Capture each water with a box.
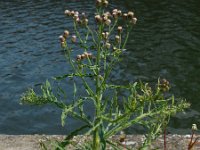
[0,0,199,134]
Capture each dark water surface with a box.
[0,0,200,134]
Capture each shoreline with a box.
[0,134,199,149]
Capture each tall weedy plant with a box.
[20,0,190,149]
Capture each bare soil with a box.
[0,134,199,150]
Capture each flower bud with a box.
[71,11,75,16]
[112,12,118,19]
[83,18,88,25]
[59,35,65,42]
[117,26,123,34]
[81,12,86,19]
[115,35,120,43]
[74,14,79,20]
[63,30,69,38]
[71,35,77,43]
[131,17,137,25]
[102,0,108,7]
[192,124,198,131]
[61,41,66,48]
[105,19,111,26]
[77,54,82,60]
[75,17,81,24]
[128,11,134,18]
[64,10,71,16]
[117,10,122,16]
[95,15,102,23]
[123,13,128,20]
[96,0,102,7]
[105,42,111,49]
[112,9,118,13]
[81,54,86,59]
[74,11,79,16]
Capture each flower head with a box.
[63,30,69,38]
[71,35,77,43]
